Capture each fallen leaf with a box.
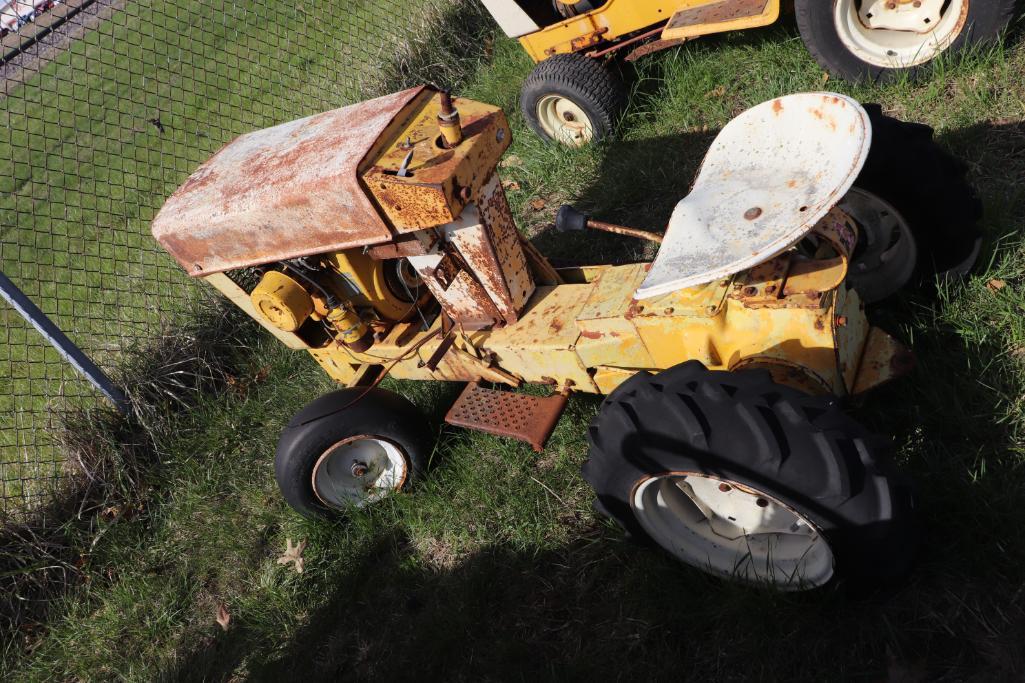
[501,179,521,191]
[1011,346,1025,359]
[987,279,1007,292]
[252,366,270,383]
[216,604,231,631]
[277,538,307,573]
[706,85,726,99]
[499,154,522,168]
[529,198,546,211]
[821,72,830,84]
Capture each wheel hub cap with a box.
[536,94,593,147]
[859,0,945,34]
[312,436,408,509]
[840,187,918,303]
[631,473,835,589]
[835,0,968,68]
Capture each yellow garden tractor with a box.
[153,86,980,589]
[479,0,1017,144]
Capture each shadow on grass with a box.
[0,297,259,649]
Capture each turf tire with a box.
[582,361,917,588]
[274,388,431,519]
[520,53,626,145]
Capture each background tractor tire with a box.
[854,104,983,280]
[520,53,626,146]
[796,0,1017,82]
[275,388,431,519]
[582,361,917,589]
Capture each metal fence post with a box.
[0,271,130,415]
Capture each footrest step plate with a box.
[444,382,568,452]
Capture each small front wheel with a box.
[274,388,432,518]
[520,53,626,146]
[583,361,916,590]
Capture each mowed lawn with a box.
[7,10,1025,682]
[0,0,469,506]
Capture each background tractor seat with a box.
[635,92,872,300]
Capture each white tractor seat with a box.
[635,92,872,300]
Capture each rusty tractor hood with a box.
[152,86,426,276]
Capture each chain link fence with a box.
[0,0,489,519]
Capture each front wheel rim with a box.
[311,435,409,509]
[631,472,835,589]
[834,0,969,68]
[536,94,594,146]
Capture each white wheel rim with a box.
[840,187,918,303]
[536,94,594,147]
[631,473,835,589]
[834,0,969,68]
[311,435,408,509]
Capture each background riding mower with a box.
[477,0,1018,145]
[152,86,980,590]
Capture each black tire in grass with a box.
[582,361,916,589]
[796,0,1017,83]
[855,104,984,279]
[520,53,626,146]
[275,388,431,519]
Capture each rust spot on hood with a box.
[152,86,428,275]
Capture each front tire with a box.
[520,53,626,146]
[796,0,1016,82]
[274,388,431,519]
[582,362,916,589]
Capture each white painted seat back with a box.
[635,93,872,300]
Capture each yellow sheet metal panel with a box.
[576,316,656,369]
[480,285,598,391]
[577,263,647,320]
[476,174,536,316]
[518,0,780,61]
[661,0,780,41]
[592,366,644,394]
[833,284,869,391]
[852,327,915,395]
[308,346,359,384]
[362,93,511,231]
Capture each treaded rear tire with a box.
[796,0,1017,82]
[582,361,917,588]
[520,53,626,145]
[856,105,983,277]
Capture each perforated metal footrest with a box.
[444,382,568,452]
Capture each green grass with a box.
[7,11,1025,682]
[0,0,488,509]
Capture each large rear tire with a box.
[851,104,983,286]
[582,361,916,589]
[796,0,1017,82]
